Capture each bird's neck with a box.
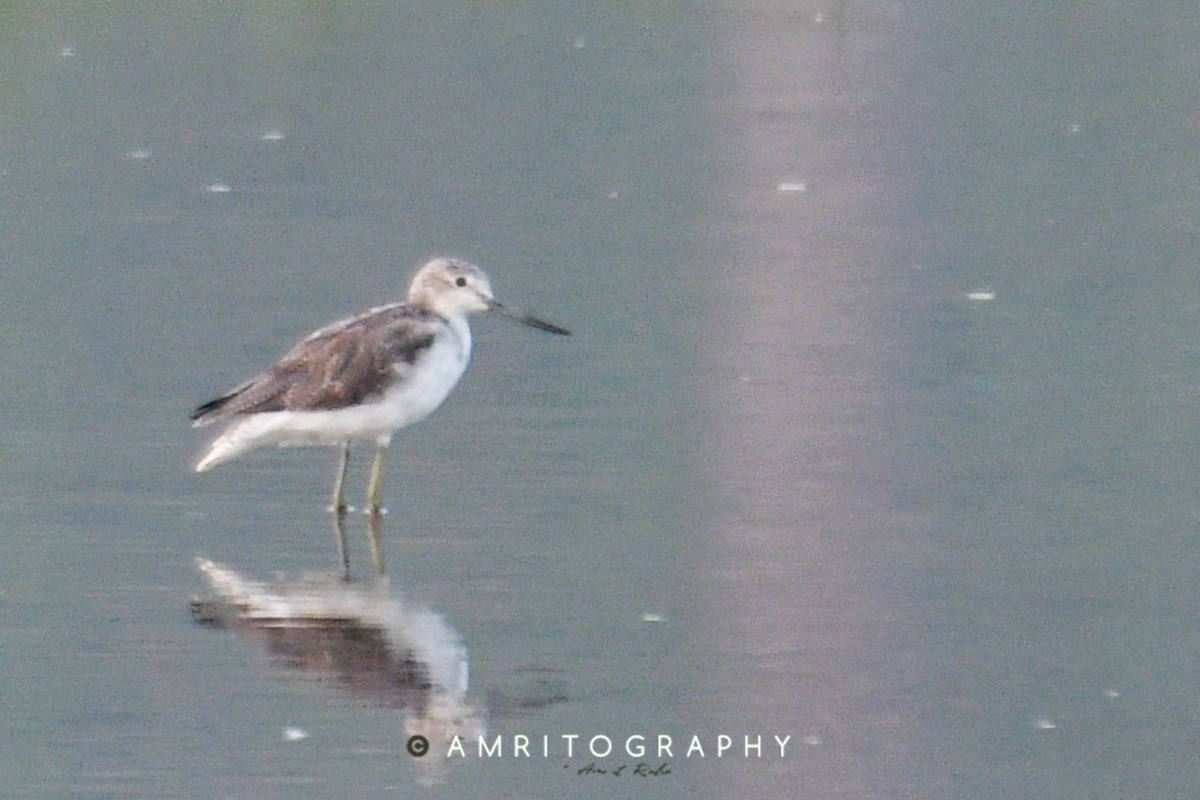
[446,313,473,362]
[410,288,472,324]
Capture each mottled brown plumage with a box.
[190,304,441,424]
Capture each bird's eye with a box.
[455,277,468,288]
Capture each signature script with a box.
[571,761,672,778]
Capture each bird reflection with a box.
[192,558,483,781]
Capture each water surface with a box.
[2,3,1199,798]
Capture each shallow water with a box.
[3,3,1200,798]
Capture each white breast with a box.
[375,317,472,431]
[247,317,472,449]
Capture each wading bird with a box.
[191,257,570,575]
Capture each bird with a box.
[190,257,570,573]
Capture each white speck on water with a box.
[777,181,808,193]
[124,148,152,161]
[814,12,826,24]
[206,182,232,194]
[1103,688,1121,699]
[60,46,75,58]
[261,129,285,142]
[641,612,666,623]
[1034,718,1057,730]
[284,726,308,742]
[572,36,587,50]
[802,735,822,746]
[606,190,620,200]
[1067,122,1081,135]
[966,290,995,301]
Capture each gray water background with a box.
[3,2,1200,797]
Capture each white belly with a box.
[194,320,472,471]
[275,326,471,444]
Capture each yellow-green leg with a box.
[367,506,386,579]
[366,443,386,515]
[330,442,350,580]
[366,443,387,577]
[331,441,350,514]
[331,508,351,581]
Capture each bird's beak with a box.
[489,301,572,336]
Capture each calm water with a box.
[3,2,1200,798]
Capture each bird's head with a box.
[408,257,494,317]
[408,256,571,335]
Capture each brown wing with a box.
[190,303,440,424]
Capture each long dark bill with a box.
[490,302,572,336]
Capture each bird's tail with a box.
[194,416,280,472]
